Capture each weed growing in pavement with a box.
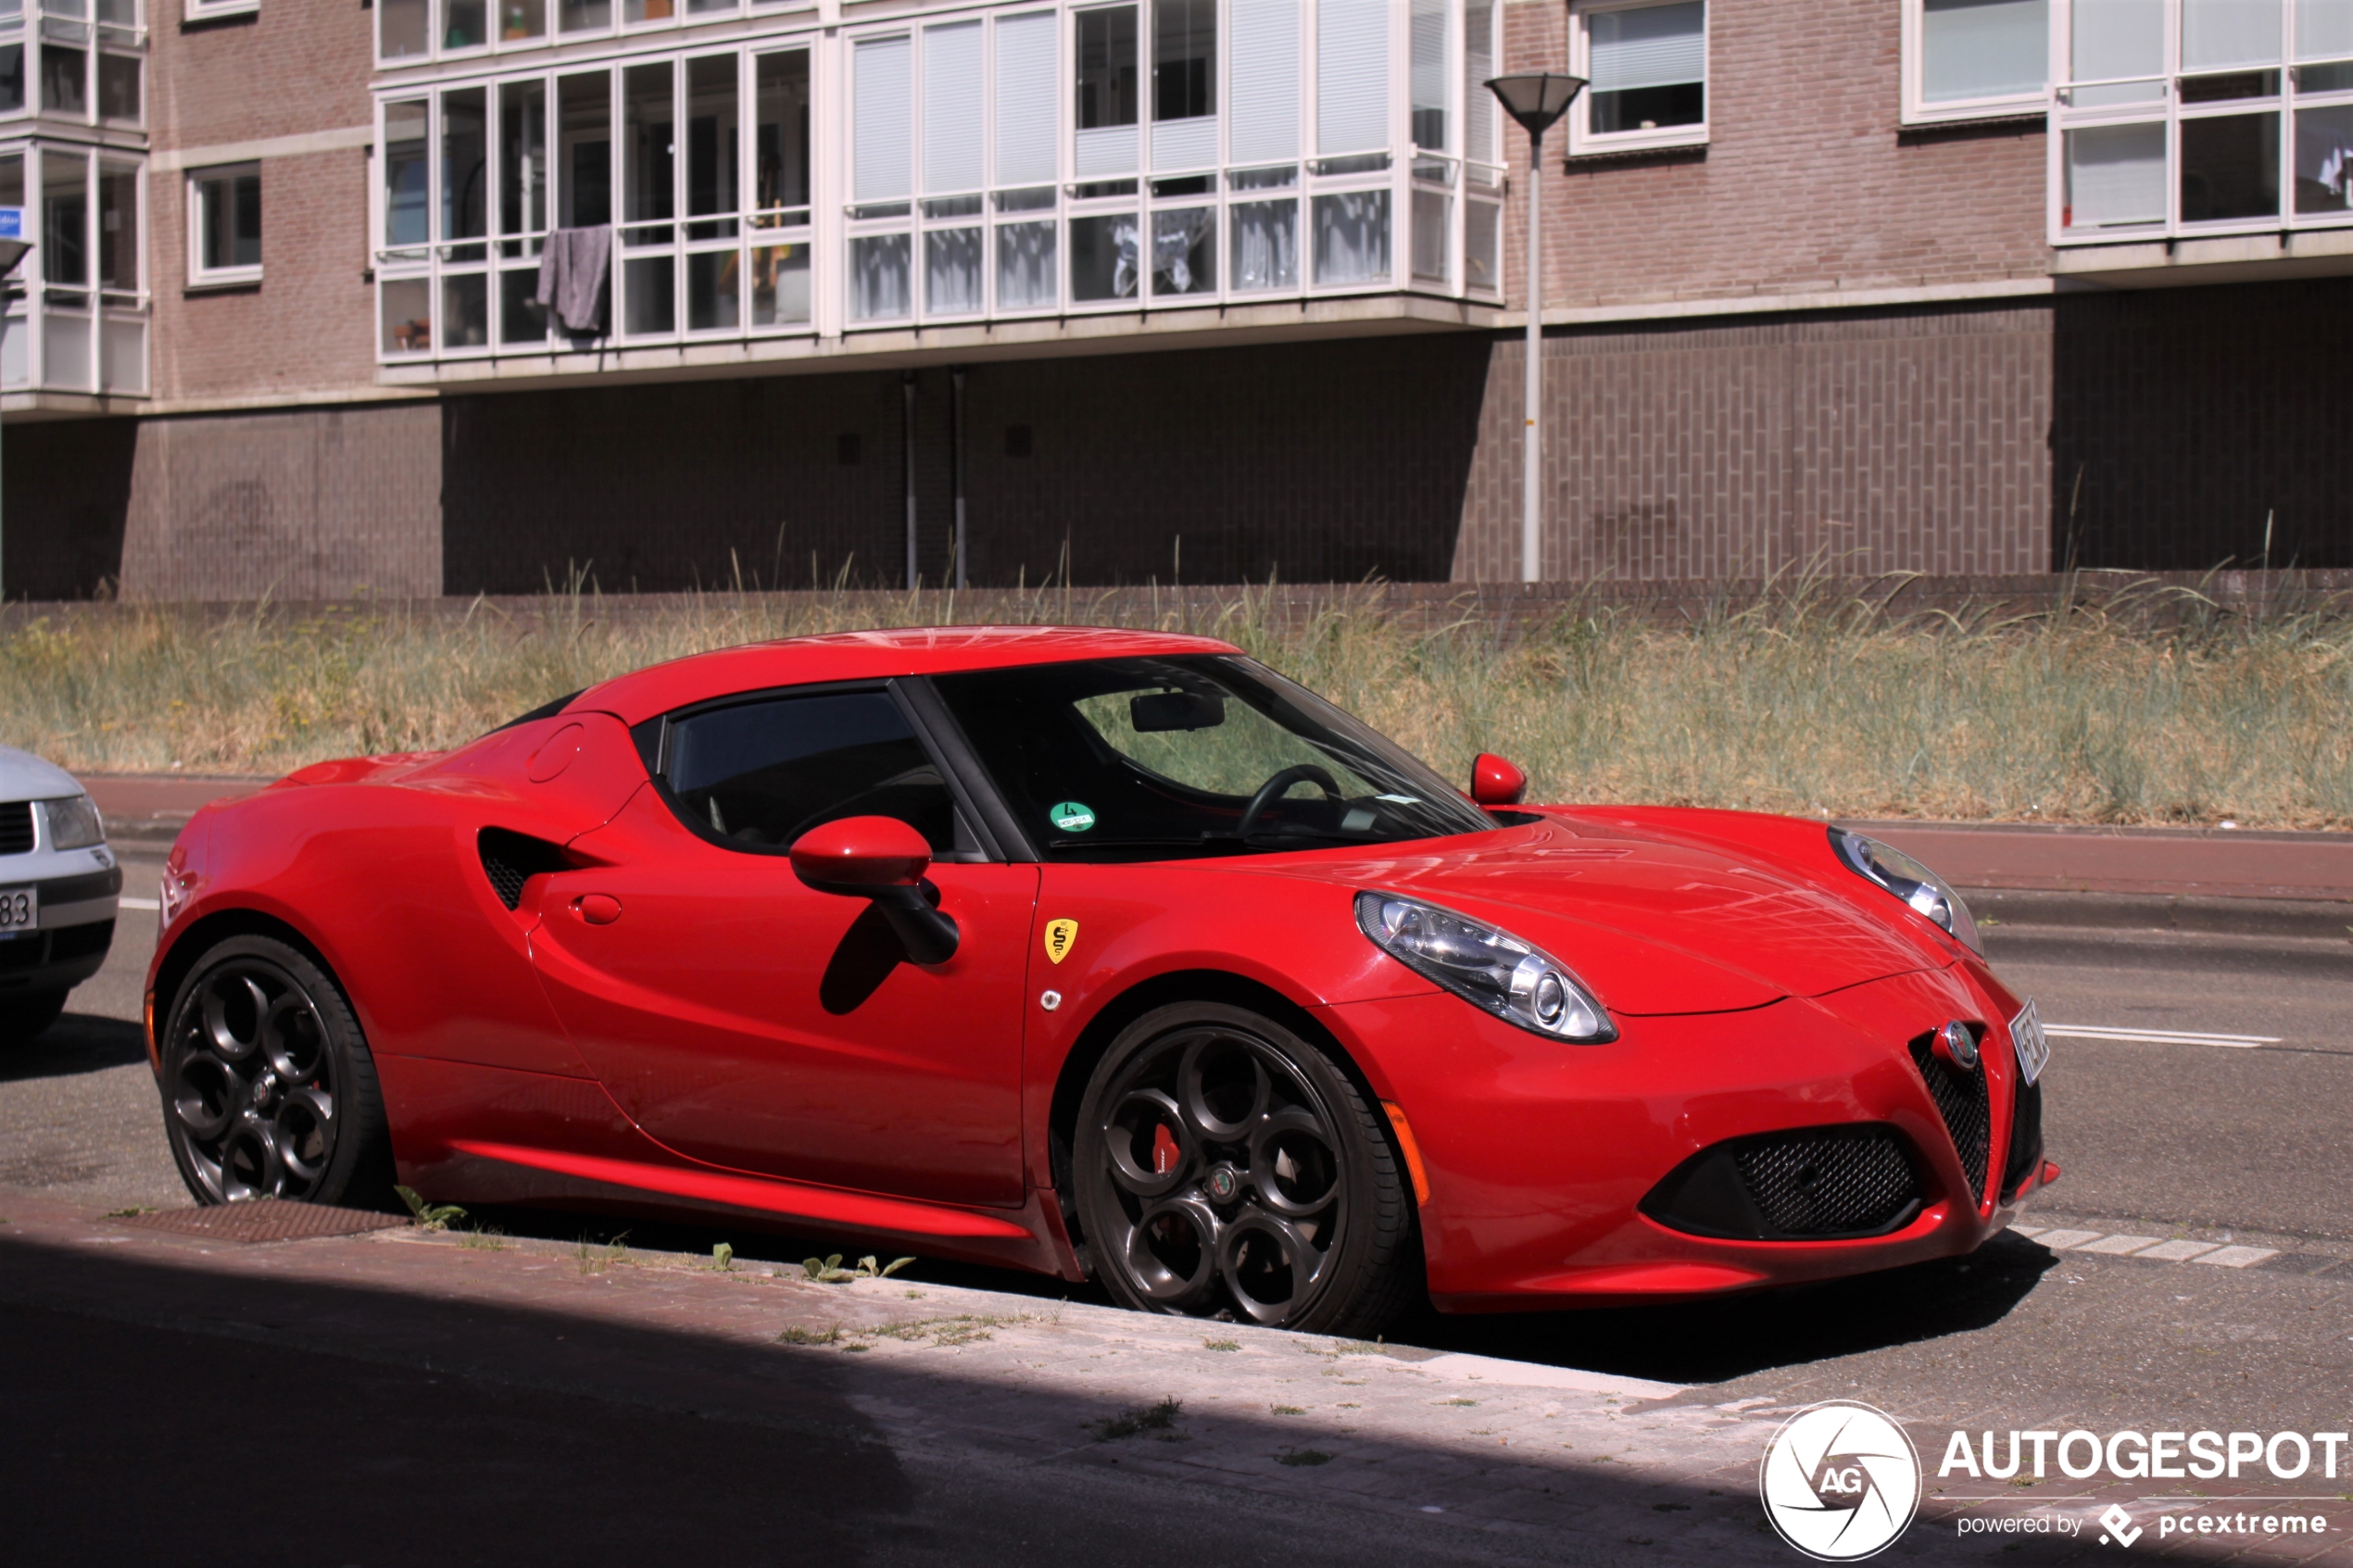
[711,1242,735,1271]
[394,1185,467,1233]
[102,1206,153,1217]
[1277,1449,1334,1467]
[1203,1338,1241,1351]
[573,1233,632,1273]
[1442,1399,1478,1407]
[1090,1399,1183,1441]
[800,1252,915,1283]
[457,1227,506,1251]
[1270,1404,1307,1415]
[18,573,2353,829]
[776,1323,845,1347]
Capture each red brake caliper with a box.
[1152,1123,1180,1175]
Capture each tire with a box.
[0,989,69,1047]
[1072,1001,1420,1336]
[157,935,396,1209]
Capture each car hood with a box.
[0,745,82,804]
[1251,815,1937,1016]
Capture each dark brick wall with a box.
[2053,281,2353,571]
[0,420,137,600]
[1453,301,2055,581]
[442,333,1491,594]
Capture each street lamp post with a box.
[1484,73,1585,584]
[0,209,32,607]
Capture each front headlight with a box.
[1354,891,1616,1042]
[1830,827,1981,955]
[41,794,105,850]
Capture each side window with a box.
[657,690,960,853]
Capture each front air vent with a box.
[477,827,573,910]
[2001,1076,2045,1202]
[1910,1033,1993,1206]
[1641,1124,1925,1242]
[0,801,32,856]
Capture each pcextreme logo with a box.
[1758,1401,1923,1561]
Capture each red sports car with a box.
[147,627,2054,1334]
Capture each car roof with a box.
[571,624,1244,726]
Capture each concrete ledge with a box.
[1967,887,2353,941]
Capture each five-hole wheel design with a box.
[1074,1002,1418,1336]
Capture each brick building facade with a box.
[2,0,2347,598]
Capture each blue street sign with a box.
[0,207,21,241]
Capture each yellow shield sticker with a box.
[1042,918,1080,965]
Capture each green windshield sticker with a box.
[1050,801,1097,834]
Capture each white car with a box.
[0,746,120,1045]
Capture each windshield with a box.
[929,656,1499,861]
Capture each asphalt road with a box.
[3,854,2347,1562]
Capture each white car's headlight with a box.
[1354,891,1616,1043]
[41,794,105,850]
[1830,827,1981,955]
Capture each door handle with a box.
[571,893,623,925]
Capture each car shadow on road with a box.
[0,1014,149,1082]
[1396,1232,2060,1386]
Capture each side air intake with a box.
[1910,1031,1993,1206]
[477,827,573,910]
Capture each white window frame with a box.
[1566,0,1709,157]
[2046,0,2353,246]
[186,160,262,288]
[0,136,150,395]
[1902,0,2054,126]
[183,0,258,19]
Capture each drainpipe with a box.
[951,366,967,591]
[902,370,917,590]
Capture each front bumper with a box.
[1320,962,2047,1311]
[0,861,122,997]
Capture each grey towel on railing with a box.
[535,226,610,334]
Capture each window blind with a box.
[1317,0,1390,154]
[995,10,1060,185]
[2297,0,2353,60]
[1921,0,2047,102]
[1588,2,1705,94]
[924,20,985,194]
[2070,0,2164,79]
[1411,0,1450,135]
[2183,0,2283,71]
[854,34,912,202]
[1227,0,1300,163]
[1464,0,1494,160]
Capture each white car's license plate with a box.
[2010,997,2049,1086]
[0,885,34,933]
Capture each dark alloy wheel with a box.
[1072,1002,1418,1336]
[158,935,395,1208]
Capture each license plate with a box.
[2010,997,2049,1086]
[0,885,34,932]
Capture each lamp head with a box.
[1484,73,1588,137]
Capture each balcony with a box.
[371,0,1506,383]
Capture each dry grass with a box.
[3,578,2349,829]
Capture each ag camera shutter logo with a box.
[1759,1400,1922,1560]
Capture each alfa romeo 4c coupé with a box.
[147,627,2054,1334]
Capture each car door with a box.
[527,684,1037,1210]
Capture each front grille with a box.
[477,827,572,910]
[0,934,40,971]
[0,802,32,856]
[1911,1035,1992,1206]
[1641,1124,1924,1241]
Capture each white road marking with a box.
[119,897,160,911]
[2192,1245,2281,1268]
[2008,1225,2279,1269]
[2045,1023,2281,1047]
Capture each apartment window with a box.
[184,0,258,18]
[4,143,148,393]
[1905,0,2049,124]
[2052,0,2353,242]
[1569,0,1706,152]
[188,162,260,284]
